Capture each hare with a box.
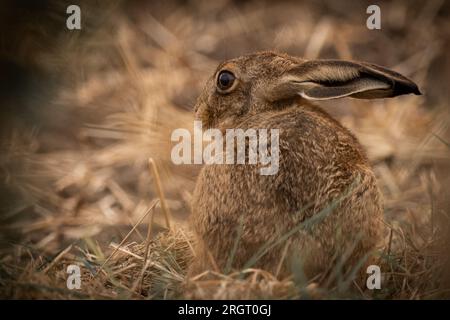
[189,51,420,280]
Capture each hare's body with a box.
[189,52,420,278]
[191,102,382,277]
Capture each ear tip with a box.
[414,87,423,95]
[411,84,422,95]
[408,80,422,95]
[396,80,422,96]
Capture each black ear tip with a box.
[408,81,422,95]
[395,80,422,96]
[414,86,422,95]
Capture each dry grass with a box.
[1,0,450,299]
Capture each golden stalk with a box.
[148,158,173,231]
[97,199,159,275]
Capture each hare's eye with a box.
[217,70,235,91]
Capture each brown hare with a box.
[189,51,420,280]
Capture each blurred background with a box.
[0,0,449,299]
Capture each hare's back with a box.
[193,104,374,225]
[243,104,369,169]
[232,104,375,209]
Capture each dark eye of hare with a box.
[217,70,235,91]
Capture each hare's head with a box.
[194,51,421,128]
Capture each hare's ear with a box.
[271,60,421,101]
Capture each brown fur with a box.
[189,51,420,280]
